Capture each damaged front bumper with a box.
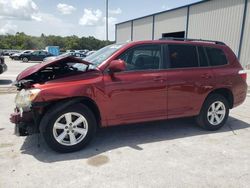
[10,102,49,136]
[10,108,36,136]
[10,88,44,136]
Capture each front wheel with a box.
[196,94,229,131]
[41,104,97,153]
[22,57,29,62]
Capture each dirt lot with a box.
[0,57,250,188]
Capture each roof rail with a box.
[159,37,225,45]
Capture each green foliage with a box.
[0,33,114,51]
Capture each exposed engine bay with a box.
[15,56,93,90]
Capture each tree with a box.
[0,33,114,51]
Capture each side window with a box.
[168,45,198,68]
[198,47,209,67]
[119,52,129,63]
[32,51,39,55]
[40,51,46,55]
[118,45,161,71]
[205,47,228,66]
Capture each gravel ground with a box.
[0,93,250,188]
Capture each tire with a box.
[196,94,229,131]
[41,104,97,153]
[22,57,28,62]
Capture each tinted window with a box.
[40,51,47,55]
[32,51,39,55]
[205,47,227,66]
[198,47,209,67]
[118,45,161,71]
[168,45,198,68]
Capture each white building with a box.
[115,0,250,68]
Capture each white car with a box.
[10,50,33,60]
[85,50,96,56]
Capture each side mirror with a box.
[108,60,126,73]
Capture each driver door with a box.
[30,51,39,61]
[103,44,168,125]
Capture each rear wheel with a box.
[196,94,229,131]
[42,104,97,153]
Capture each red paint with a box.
[11,40,248,128]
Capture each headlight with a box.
[15,89,41,108]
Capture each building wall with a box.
[133,16,153,41]
[116,21,132,43]
[154,8,187,39]
[188,0,245,55]
[240,0,250,68]
[116,0,250,68]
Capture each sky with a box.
[0,0,201,40]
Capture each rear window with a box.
[168,45,198,68]
[205,47,228,66]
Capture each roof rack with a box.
[159,37,225,45]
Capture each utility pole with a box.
[106,0,108,41]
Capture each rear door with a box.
[103,44,168,125]
[166,44,215,118]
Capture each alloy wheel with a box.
[52,112,88,146]
[207,101,226,126]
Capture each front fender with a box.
[39,97,87,133]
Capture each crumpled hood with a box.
[16,55,92,81]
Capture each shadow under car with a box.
[19,116,250,163]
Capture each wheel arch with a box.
[39,96,102,132]
[205,88,234,109]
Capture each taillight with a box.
[238,70,247,81]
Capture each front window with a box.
[32,51,39,55]
[118,45,162,71]
[84,44,125,66]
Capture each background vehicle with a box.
[66,50,76,53]
[10,50,33,60]
[77,50,89,54]
[20,50,54,62]
[85,50,96,56]
[2,51,11,56]
[43,52,86,61]
[10,39,247,152]
[1,50,20,56]
[0,54,7,74]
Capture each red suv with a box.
[10,38,248,152]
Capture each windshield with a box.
[68,62,88,72]
[84,44,125,66]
